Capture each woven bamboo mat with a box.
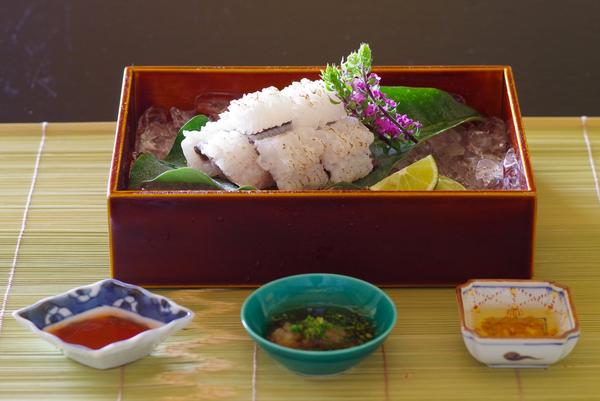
[0,118,599,401]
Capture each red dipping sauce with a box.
[44,307,161,350]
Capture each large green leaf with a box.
[143,167,236,190]
[238,185,258,191]
[355,86,482,186]
[128,153,236,191]
[381,86,482,141]
[128,153,177,189]
[163,114,210,166]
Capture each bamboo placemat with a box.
[0,118,599,401]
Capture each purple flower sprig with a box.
[322,44,422,145]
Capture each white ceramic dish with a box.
[12,279,193,369]
[456,279,580,368]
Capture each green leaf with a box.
[321,65,343,96]
[342,48,362,78]
[163,114,210,166]
[128,153,236,191]
[128,153,177,189]
[143,167,230,190]
[238,185,257,191]
[354,87,482,187]
[358,43,371,71]
[380,86,482,141]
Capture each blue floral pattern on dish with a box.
[17,279,190,330]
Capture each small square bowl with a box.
[12,279,193,369]
[456,279,580,368]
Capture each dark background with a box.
[1,0,599,122]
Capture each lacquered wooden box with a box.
[108,66,535,287]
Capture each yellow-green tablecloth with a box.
[1,118,599,400]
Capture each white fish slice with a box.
[255,127,328,190]
[281,79,346,129]
[218,86,294,136]
[181,130,222,177]
[186,122,273,189]
[316,117,374,183]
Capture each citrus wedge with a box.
[435,175,466,190]
[370,155,439,191]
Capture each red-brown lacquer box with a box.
[108,66,536,287]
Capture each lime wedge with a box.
[435,175,466,190]
[370,155,439,191]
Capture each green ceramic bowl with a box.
[241,273,397,375]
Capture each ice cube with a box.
[502,148,522,189]
[475,157,503,188]
[440,142,466,160]
[134,106,177,160]
[195,92,241,121]
[486,117,510,157]
[170,107,196,131]
[466,129,492,155]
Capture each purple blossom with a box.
[371,89,383,100]
[375,117,401,137]
[367,73,381,85]
[351,78,366,92]
[397,114,410,125]
[364,103,377,117]
[350,91,366,104]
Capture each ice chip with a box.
[441,142,466,159]
[195,92,241,121]
[466,129,492,155]
[169,107,196,131]
[134,106,177,160]
[475,157,503,188]
[487,117,510,156]
[502,148,522,189]
[503,148,519,169]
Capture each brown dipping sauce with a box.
[45,307,160,349]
